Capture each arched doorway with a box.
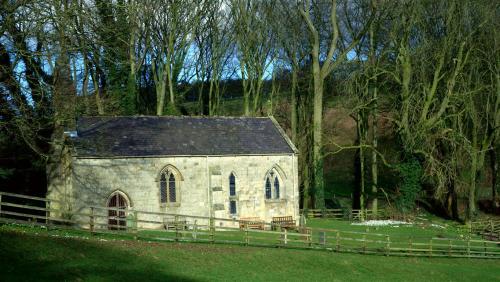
[107,192,129,230]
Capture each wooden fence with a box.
[300,208,388,221]
[0,192,499,259]
[470,219,500,241]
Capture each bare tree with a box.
[230,0,276,116]
[149,0,200,115]
[299,0,373,208]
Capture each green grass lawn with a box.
[1,224,499,282]
[305,218,473,241]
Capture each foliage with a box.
[395,159,423,213]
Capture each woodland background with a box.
[0,0,498,222]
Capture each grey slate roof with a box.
[73,116,296,157]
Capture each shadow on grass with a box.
[0,230,196,282]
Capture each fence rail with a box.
[300,208,388,220]
[0,192,499,259]
[470,219,500,241]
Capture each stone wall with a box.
[48,154,298,229]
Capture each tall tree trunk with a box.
[358,113,366,212]
[53,49,76,132]
[491,145,498,200]
[446,178,459,220]
[126,31,138,114]
[89,67,104,115]
[82,62,90,114]
[467,134,479,222]
[291,69,298,144]
[167,66,175,106]
[371,88,378,214]
[156,79,167,116]
[312,69,324,209]
[208,79,214,116]
[241,60,251,116]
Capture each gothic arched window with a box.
[168,173,176,202]
[265,169,283,200]
[229,173,236,196]
[265,177,272,199]
[229,173,237,215]
[159,167,180,204]
[274,177,280,199]
[160,173,167,203]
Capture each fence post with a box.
[284,228,288,245]
[336,231,340,252]
[308,229,312,247]
[429,239,433,257]
[385,235,390,256]
[210,217,215,243]
[89,207,95,235]
[319,231,326,246]
[483,241,487,257]
[193,220,198,241]
[45,201,50,226]
[467,238,471,257]
[448,239,452,256]
[245,224,249,246]
[362,234,366,253]
[409,237,413,255]
[133,210,138,240]
[175,215,179,241]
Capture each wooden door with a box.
[108,193,128,230]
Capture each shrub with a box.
[395,158,423,213]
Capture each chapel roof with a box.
[72,116,297,157]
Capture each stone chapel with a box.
[47,116,299,227]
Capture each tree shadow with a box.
[0,230,197,281]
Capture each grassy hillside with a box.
[1,224,499,281]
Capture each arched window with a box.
[229,173,237,215]
[274,178,280,199]
[265,168,283,200]
[265,177,272,199]
[168,173,176,202]
[229,173,236,196]
[160,173,167,203]
[159,167,180,204]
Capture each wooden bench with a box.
[272,216,296,230]
[163,216,187,230]
[239,217,264,230]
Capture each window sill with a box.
[160,203,181,208]
[265,199,286,204]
